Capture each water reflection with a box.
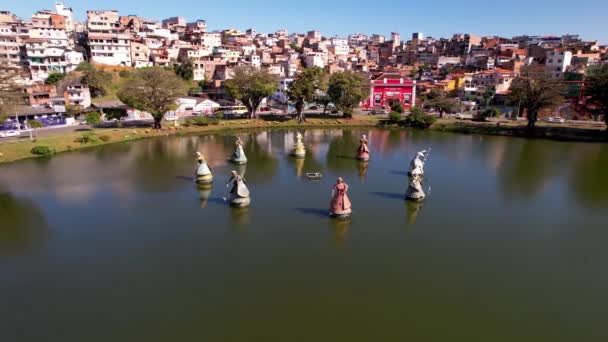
[0,191,48,256]
[570,145,608,209]
[405,201,424,226]
[229,207,250,231]
[196,183,213,208]
[329,217,352,248]
[498,140,558,200]
[357,161,369,182]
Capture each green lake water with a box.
[1,128,608,341]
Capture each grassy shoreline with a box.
[1,116,606,164]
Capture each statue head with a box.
[231,170,238,178]
[196,152,205,162]
[337,177,344,184]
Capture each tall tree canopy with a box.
[584,64,608,130]
[77,62,112,98]
[225,66,278,119]
[173,57,194,81]
[118,67,187,129]
[509,65,564,130]
[426,93,458,118]
[327,71,369,118]
[288,67,328,123]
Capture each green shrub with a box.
[85,112,101,126]
[27,120,43,129]
[30,146,53,156]
[118,70,131,78]
[390,102,405,114]
[388,111,402,123]
[99,135,111,142]
[45,72,65,85]
[186,116,219,126]
[74,132,99,144]
[403,107,437,129]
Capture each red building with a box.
[362,75,416,110]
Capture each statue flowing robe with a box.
[357,138,370,160]
[196,160,211,177]
[232,144,247,162]
[330,182,352,214]
[229,175,250,199]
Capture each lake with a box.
[1,128,608,341]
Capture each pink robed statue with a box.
[356,134,370,161]
[329,177,352,217]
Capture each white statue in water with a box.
[195,152,213,184]
[227,170,251,207]
[409,149,430,177]
[292,132,306,158]
[405,174,426,202]
[406,149,430,202]
[230,137,247,164]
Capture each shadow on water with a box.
[295,208,329,218]
[390,170,409,177]
[370,191,404,201]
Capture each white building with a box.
[545,50,572,79]
[305,52,326,68]
[87,10,131,66]
[55,2,74,32]
[25,38,82,82]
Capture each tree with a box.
[509,65,564,130]
[391,102,404,114]
[287,67,327,123]
[104,107,128,121]
[27,120,43,129]
[64,104,83,118]
[78,63,112,98]
[173,57,194,81]
[118,67,187,129]
[224,66,278,119]
[315,94,332,114]
[403,107,436,129]
[584,64,608,131]
[85,112,101,126]
[45,73,65,85]
[0,65,25,122]
[426,95,458,118]
[327,71,368,119]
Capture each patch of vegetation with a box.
[403,107,437,129]
[27,120,43,129]
[388,111,402,123]
[30,146,53,156]
[85,112,101,126]
[74,132,99,144]
[45,73,65,85]
[99,135,111,142]
[184,116,219,127]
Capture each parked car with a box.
[547,116,566,124]
[0,130,21,138]
[259,107,272,112]
[371,106,389,115]
[309,105,320,110]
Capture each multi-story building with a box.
[545,50,572,79]
[86,10,131,66]
[25,38,83,82]
[0,24,26,69]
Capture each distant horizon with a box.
[6,0,607,44]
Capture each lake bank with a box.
[1,116,606,164]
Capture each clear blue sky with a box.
[7,0,608,43]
